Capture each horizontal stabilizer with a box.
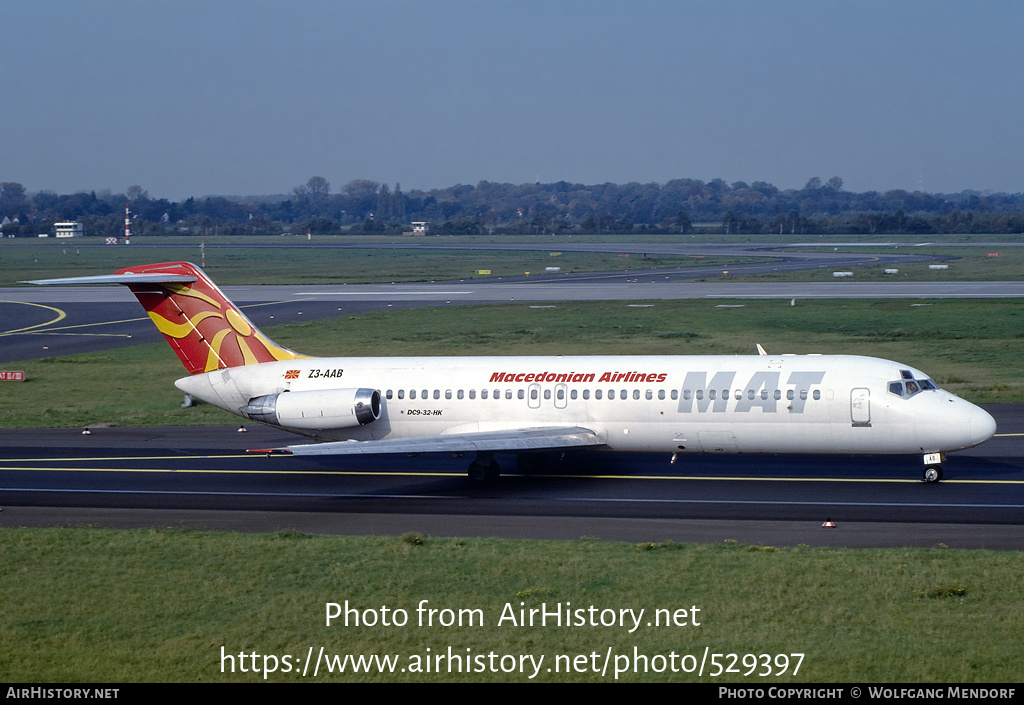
[24,272,197,286]
[251,426,605,457]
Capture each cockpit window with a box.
[888,373,939,398]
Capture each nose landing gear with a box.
[922,452,944,483]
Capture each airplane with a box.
[28,261,997,484]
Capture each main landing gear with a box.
[922,452,944,483]
[467,452,500,485]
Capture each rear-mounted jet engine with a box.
[242,388,381,430]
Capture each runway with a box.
[1,407,1021,548]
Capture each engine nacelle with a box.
[241,388,381,430]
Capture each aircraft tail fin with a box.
[116,262,306,375]
[29,261,306,375]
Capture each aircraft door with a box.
[554,383,568,409]
[528,383,541,409]
[851,388,871,427]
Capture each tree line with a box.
[2,176,1023,239]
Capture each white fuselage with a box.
[175,353,996,457]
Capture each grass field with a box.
[2,528,1021,682]
[0,238,754,285]
[4,234,1023,284]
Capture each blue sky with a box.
[4,0,1023,199]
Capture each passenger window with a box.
[773,389,781,400]
[493,389,499,399]
[583,389,590,400]
[595,390,603,400]
[709,389,717,400]
[722,390,730,400]
[434,389,441,400]
[696,389,703,400]
[386,389,393,399]
[633,389,640,400]
[671,390,678,400]
[658,390,665,400]
[398,389,405,400]
[422,389,428,399]
[544,389,551,400]
[558,389,565,400]
[646,390,653,400]
[799,390,807,400]
[812,390,820,400]
[445,390,452,400]
[570,390,578,400]
[457,390,464,399]
[787,389,794,401]
[410,390,417,400]
[518,389,525,400]
[481,390,488,400]
[608,390,616,400]
[469,389,476,399]
[761,389,768,400]
[683,389,691,400]
[505,390,512,399]
[747,390,755,400]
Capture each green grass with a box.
[5,234,1022,285]
[0,238,755,285]
[2,297,1021,428]
[2,528,1021,682]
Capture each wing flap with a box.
[251,426,605,456]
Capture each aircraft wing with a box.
[252,426,605,456]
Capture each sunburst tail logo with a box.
[115,262,308,376]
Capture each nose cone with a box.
[968,404,997,447]
[914,394,997,452]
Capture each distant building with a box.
[403,221,431,237]
[55,221,84,238]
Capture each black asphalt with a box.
[1,406,1020,548]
